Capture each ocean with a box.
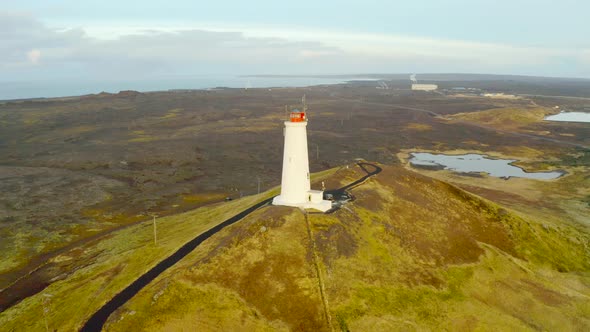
[0,76,358,100]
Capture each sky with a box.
[1,0,590,84]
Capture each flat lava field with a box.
[0,76,589,330]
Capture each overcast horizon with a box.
[2,0,589,98]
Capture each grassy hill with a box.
[3,85,586,300]
[97,164,590,331]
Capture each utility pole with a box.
[42,294,53,332]
[257,176,261,194]
[152,214,158,246]
[315,143,319,160]
[302,94,307,112]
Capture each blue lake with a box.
[410,153,563,180]
[544,112,590,123]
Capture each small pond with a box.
[544,112,590,123]
[410,153,564,180]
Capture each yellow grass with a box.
[0,167,342,331]
[128,130,156,142]
[405,123,433,131]
[182,193,227,204]
[450,107,548,130]
[159,108,184,119]
[0,191,275,331]
[100,164,590,331]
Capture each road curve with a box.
[80,197,272,332]
[326,162,382,196]
[80,163,381,332]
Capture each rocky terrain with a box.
[0,78,589,330]
[102,164,590,331]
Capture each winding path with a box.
[80,197,272,332]
[80,163,381,331]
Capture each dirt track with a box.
[80,163,381,331]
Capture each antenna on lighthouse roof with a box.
[302,95,307,111]
[302,94,308,119]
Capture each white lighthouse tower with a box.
[272,97,332,212]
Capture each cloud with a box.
[0,13,347,78]
[580,50,590,65]
[27,49,41,64]
[299,50,339,58]
[0,12,86,71]
[0,12,588,80]
[235,26,581,71]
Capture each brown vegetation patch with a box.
[355,165,517,266]
[197,206,293,265]
[183,209,329,331]
[399,269,444,288]
[352,188,383,212]
[233,254,326,331]
[519,279,570,307]
[455,184,543,207]
[314,222,358,267]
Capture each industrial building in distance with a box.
[411,83,438,91]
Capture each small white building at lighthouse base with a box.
[273,189,332,212]
[272,112,332,212]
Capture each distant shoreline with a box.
[2,73,590,102]
[0,76,359,102]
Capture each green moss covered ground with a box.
[97,164,590,331]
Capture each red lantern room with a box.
[290,111,306,122]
